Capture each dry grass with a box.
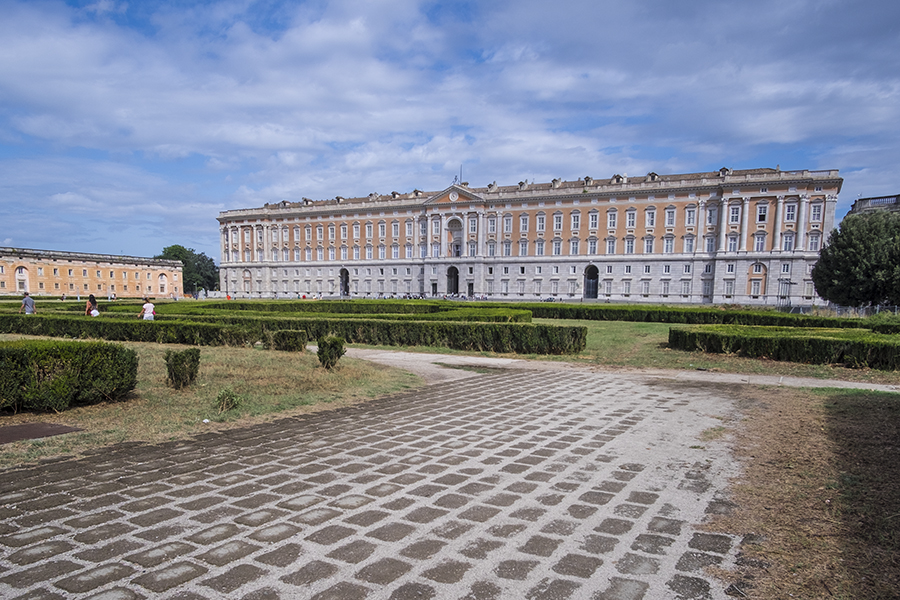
[0,335,422,468]
[707,386,900,599]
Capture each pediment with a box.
[424,185,485,206]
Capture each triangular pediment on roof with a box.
[424,185,485,205]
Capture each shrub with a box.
[265,329,308,352]
[0,340,137,413]
[317,336,346,370]
[215,387,242,413]
[164,348,201,389]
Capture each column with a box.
[438,213,447,257]
[739,197,750,251]
[478,211,486,256]
[717,199,729,252]
[797,194,809,250]
[773,196,784,251]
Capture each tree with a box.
[156,245,219,294]
[811,211,900,307]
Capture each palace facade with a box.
[0,247,183,298]
[217,167,841,306]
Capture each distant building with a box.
[217,167,841,306]
[847,194,900,215]
[0,247,183,298]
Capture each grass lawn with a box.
[0,335,421,468]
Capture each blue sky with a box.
[1,0,898,260]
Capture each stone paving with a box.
[0,368,742,599]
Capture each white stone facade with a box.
[217,167,840,306]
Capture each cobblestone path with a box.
[0,370,741,599]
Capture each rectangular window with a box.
[316,226,323,239]
[488,218,496,233]
[810,204,822,222]
[684,264,691,274]
[570,240,579,255]
[519,241,528,256]
[727,237,738,252]
[379,246,386,259]
[641,280,650,295]
[366,223,373,238]
[588,240,597,254]
[552,240,562,255]
[470,218,478,233]
[606,265,613,274]
[684,237,695,253]
[751,280,761,296]
[606,239,616,255]
[644,238,654,254]
[392,245,399,259]
[626,211,636,228]
[571,214,580,230]
[553,214,563,230]
[706,236,716,252]
[503,241,512,256]
[729,205,741,224]
[328,225,335,239]
[757,205,767,222]
[662,280,670,296]
[663,264,671,274]
[808,235,820,252]
[664,238,674,253]
[645,210,656,228]
[727,263,735,273]
[685,208,696,226]
[643,264,651,274]
[405,222,412,237]
[625,238,635,254]
[725,280,734,296]
[589,212,599,229]
[379,223,387,237]
[783,234,795,251]
[536,215,546,231]
[607,212,617,229]
[682,281,691,296]
[392,222,399,237]
[519,215,528,232]
[536,240,545,256]
[623,281,631,295]
[432,220,440,235]
[755,236,766,252]
[487,243,496,257]
[785,204,797,222]
[665,209,675,227]
[504,216,513,233]
[707,207,717,225]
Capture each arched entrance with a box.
[446,218,464,257]
[339,268,350,296]
[584,265,599,299]
[447,266,459,295]
[14,266,28,293]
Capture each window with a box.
[378,246,386,259]
[366,246,373,259]
[664,238,674,254]
[552,240,562,255]
[379,223,386,237]
[606,239,616,255]
[704,264,712,274]
[808,234,820,252]
[757,204,767,222]
[504,216,513,233]
[683,264,691,274]
[519,215,528,232]
[665,209,676,227]
[536,240,545,256]
[707,206,718,225]
[392,222,399,237]
[752,263,763,274]
[553,214,563,231]
[503,241,512,256]
[571,213,580,230]
[681,281,691,296]
[469,242,477,257]
[317,247,324,261]
[589,212,599,229]
[488,218,496,233]
[685,208,696,226]
[432,220,440,235]
[729,205,741,224]
[781,263,791,274]
[625,238,635,254]
[783,233,795,251]
[644,238,654,254]
[470,218,478,234]
[641,281,650,295]
[404,221,412,237]
[626,211,636,228]
[785,204,797,222]
[570,240,579,255]
[83,269,88,277]
[606,265,613,274]
[588,239,598,254]
[684,237,695,253]
[365,223,373,238]
[623,281,631,295]
[607,212,617,229]
[755,235,766,252]
[811,204,823,222]
[663,264,671,274]
[727,236,738,252]
[341,224,348,239]
[705,236,716,253]
[328,225,336,239]
[519,241,528,256]
[645,210,656,228]
[316,225,323,240]
[536,215,545,231]
[643,264,651,274]
[726,263,735,274]
[751,280,761,296]
[329,247,336,261]
[487,242,496,257]
[392,245,399,259]
[725,280,734,296]
[662,281,670,296]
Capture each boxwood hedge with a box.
[0,339,137,412]
[669,325,900,370]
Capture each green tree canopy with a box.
[811,211,900,307]
[156,245,219,293]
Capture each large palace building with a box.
[0,247,183,298]
[217,167,841,306]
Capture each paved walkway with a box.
[0,356,750,600]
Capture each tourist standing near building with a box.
[138,297,155,320]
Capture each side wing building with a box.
[217,167,840,306]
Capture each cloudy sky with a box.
[1,0,898,260]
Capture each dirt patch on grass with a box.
[707,386,900,599]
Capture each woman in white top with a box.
[138,298,155,320]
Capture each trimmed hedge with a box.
[317,336,346,369]
[165,348,200,389]
[668,325,900,370]
[265,330,308,352]
[0,314,252,346]
[149,307,531,323]
[0,340,137,412]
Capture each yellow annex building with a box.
[0,247,183,299]
[217,167,841,306]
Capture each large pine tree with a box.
[811,211,900,307]
[156,245,219,294]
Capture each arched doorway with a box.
[339,268,350,296]
[446,218,464,257]
[447,266,459,295]
[584,265,599,299]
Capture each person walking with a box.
[138,297,155,320]
[85,294,100,317]
[18,292,36,314]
